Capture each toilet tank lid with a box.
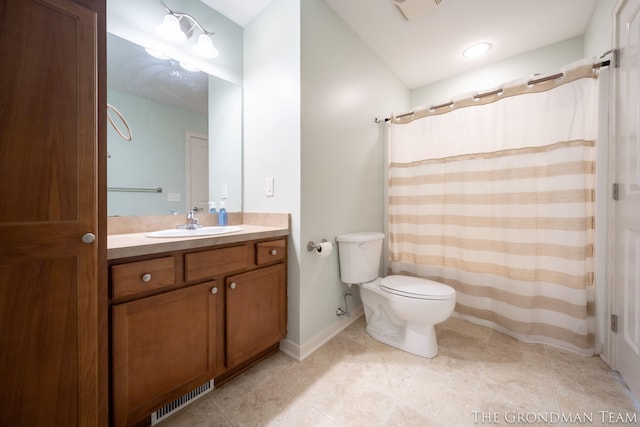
[336,232,385,243]
[380,275,456,300]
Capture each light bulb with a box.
[193,34,219,59]
[156,14,187,43]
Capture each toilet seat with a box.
[380,275,455,300]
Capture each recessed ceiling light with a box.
[462,42,491,59]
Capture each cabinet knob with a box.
[141,273,152,283]
[270,249,278,256]
[229,282,237,290]
[211,287,218,295]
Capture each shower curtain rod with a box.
[375,59,610,124]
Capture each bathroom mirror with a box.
[107,33,242,217]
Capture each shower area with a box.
[386,60,608,356]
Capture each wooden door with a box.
[226,264,287,368]
[0,0,106,426]
[612,0,640,401]
[186,132,209,213]
[112,281,218,427]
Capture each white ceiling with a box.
[107,33,209,114]
[207,0,599,89]
[199,0,276,27]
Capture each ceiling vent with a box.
[393,0,444,21]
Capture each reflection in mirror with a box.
[107,33,207,216]
[107,33,242,217]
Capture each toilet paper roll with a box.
[315,241,333,258]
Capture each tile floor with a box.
[158,316,640,427]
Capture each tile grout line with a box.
[281,385,342,427]
[206,394,235,427]
[381,359,418,427]
[468,329,494,427]
[270,377,341,426]
[207,367,274,425]
[544,344,566,427]
[273,349,353,427]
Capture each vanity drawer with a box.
[111,256,176,300]
[256,239,286,266]
[185,245,251,282]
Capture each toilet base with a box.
[363,301,440,358]
[365,321,438,358]
[359,277,454,359]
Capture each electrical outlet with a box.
[266,177,274,197]
[221,184,228,199]
[167,192,181,202]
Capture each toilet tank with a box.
[336,232,385,284]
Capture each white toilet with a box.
[336,232,456,358]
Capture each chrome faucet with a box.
[178,209,201,230]
[186,209,200,229]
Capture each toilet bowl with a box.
[336,232,456,358]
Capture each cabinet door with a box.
[0,0,105,426]
[226,264,287,368]
[112,281,218,427]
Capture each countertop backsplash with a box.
[107,212,289,235]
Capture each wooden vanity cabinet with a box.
[226,264,287,368]
[111,256,176,300]
[109,237,287,427]
[112,281,218,427]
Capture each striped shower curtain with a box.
[388,62,598,355]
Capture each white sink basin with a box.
[146,226,243,238]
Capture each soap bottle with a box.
[208,201,217,214]
[218,201,227,226]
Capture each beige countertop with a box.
[108,224,289,260]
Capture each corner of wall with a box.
[279,306,364,361]
[583,0,616,59]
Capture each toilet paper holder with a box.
[306,239,328,252]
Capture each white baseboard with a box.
[279,305,364,362]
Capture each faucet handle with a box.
[183,209,201,229]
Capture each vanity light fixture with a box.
[192,33,218,59]
[178,61,201,72]
[462,42,491,59]
[156,13,187,43]
[144,47,171,60]
[156,1,220,59]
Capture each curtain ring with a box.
[107,103,133,141]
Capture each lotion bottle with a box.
[218,201,227,226]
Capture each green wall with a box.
[107,89,207,216]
